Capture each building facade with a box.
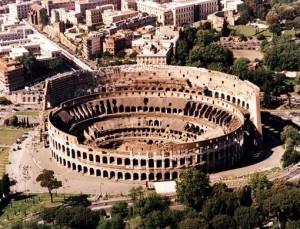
[0,55,24,92]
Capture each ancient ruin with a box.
[42,65,262,182]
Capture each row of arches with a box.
[52,151,179,181]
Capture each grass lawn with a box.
[0,193,89,227]
[0,147,10,177]
[0,129,26,146]
[229,25,273,37]
[14,110,40,117]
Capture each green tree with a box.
[110,201,128,219]
[234,185,252,206]
[269,23,282,36]
[132,193,170,216]
[232,58,250,79]
[281,125,300,147]
[179,217,210,229]
[9,116,18,126]
[211,214,237,229]
[116,50,126,59]
[127,216,143,229]
[129,51,138,59]
[16,53,40,80]
[1,173,10,197]
[248,172,271,191]
[40,8,49,26]
[234,206,262,229]
[47,59,62,70]
[36,170,62,203]
[176,168,211,211]
[128,186,144,202]
[221,19,231,37]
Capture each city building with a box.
[28,4,44,26]
[50,8,82,25]
[9,0,41,20]
[102,9,138,26]
[75,0,109,15]
[136,0,219,26]
[0,55,24,92]
[85,4,114,27]
[41,0,75,16]
[103,33,126,55]
[82,32,104,59]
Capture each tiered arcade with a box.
[45,65,261,182]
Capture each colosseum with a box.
[41,65,262,182]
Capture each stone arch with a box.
[90,168,94,175]
[89,154,94,161]
[63,159,66,166]
[133,173,139,180]
[103,170,108,178]
[83,166,88,173]
[125,158,130,165]
[78,165,82,172]
[96,169,101,176]
[71,149,75,158]
[141,173,147,180]
[67,161,71,168]
[165,172,170,180]
[157,173,162,180]
[72,163,76,170]
[172,171,178,179]
[125,173,131,180]
[77,151,81,158]
[149,173,154,180]
[215,92,219,98]
[149,159,154,168]
[83,152,87,160]
[95,155,100,163]
[118,172,123,179]
[110,171,115,178]
[117,158,122,165]
[103,156,108,164]
[110,157,115,164]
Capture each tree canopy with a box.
[36,170,62,203]
[176,168,211,211]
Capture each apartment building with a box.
[103,33,126,55]
[85,4,113,26]
[9,0,41,20]
[41,0,75,16]
[51,8,81,25]
[0,55,24,92]
[82,32,104,58]
[102,9,138,26]
[136,0,219,26]
[75,0,108,15]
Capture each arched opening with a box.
[125,173,131,180]
[103,170,108,178]
[149,173,154,180]
[118,172,123,179]
[78,165,82,172]
[117,158,122,165]
[110,157,115,164]
[125,158,130,166]
[77,151,81,158]
[67,161,71,168]
[96,169,101,176]
[110,171,115,178]
[90,168,94,175]
[103,156,107,164]
[83,166,88,174]
[89,154,94,161]
[96,155,100,163]
[157,173,162,180]
[165,172,170,180]
[172,172,178,179]
[63,159,66,166]
[165,159,170,168]
[72,163,76,170]
[71,149,75,159]
[83,152,87,160]
[149,159,154,168]
[141,173,147,180]
[133,173,139,180]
